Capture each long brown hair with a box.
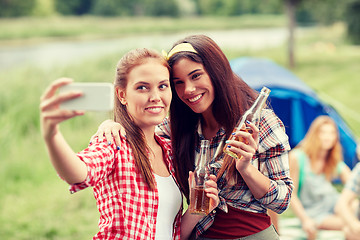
[114,48,170,190]
[297,115,343,180]
[167,35,257,199]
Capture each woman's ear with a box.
[116,87,127,105]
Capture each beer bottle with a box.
[220,87,271,184]
[189,140,211,215]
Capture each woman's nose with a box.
[184,82,196,94]
[149,90,161,102]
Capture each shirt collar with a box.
[196,121,227,164]
[196,120,226,140]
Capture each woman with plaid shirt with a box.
[94,35,293,239]
[40,48,219,240]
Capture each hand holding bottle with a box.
[225,121,259,172]
[218,87,270,185]
[189,140,220,215]
[188,171,219,214]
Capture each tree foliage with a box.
[144,0,179,17]
[87,0,179,16]
[32,0,56,17]
[1,0,359,39]
[345,0,360,44]
[91,0,138,16]
[0,0,36,17]
[55,0,94,15]
[193,0,283,16]
[296,0,348,25]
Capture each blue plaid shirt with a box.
[157,109,293,237]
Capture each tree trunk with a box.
[285,0,298,69]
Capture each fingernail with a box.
[225,140,229,144]
[116,146,120,150]
[89,141,92,144]
[232,132,236,135]
[246,120,250,124]
[227,145,231,148]
[108,141,111,145]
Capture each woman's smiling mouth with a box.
[145,106,164,113]
[188,93,203,103]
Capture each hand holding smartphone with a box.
[59,82,114,111]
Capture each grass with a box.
[0,54,116,239]
[0,16,359,239]
[294,24,360,137]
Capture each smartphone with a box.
[59,82,114,111]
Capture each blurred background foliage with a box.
[0,0,348,19]
[0,0,359,43]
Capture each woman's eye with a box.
[159,84,169,89]
[173,80,183,85]
[192,73,201,80]
[137,86,147,90]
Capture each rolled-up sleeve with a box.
[69,138,116,194]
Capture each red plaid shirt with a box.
[69,134,182,240]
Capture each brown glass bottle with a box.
[220,87,271,184]
[223,87,271,159]
[189,140,211,215]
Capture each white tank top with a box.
[154,174,182,240]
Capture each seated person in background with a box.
[335,148,360,240]
[289,115,351,240]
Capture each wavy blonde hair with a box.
[297,115,343,180]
